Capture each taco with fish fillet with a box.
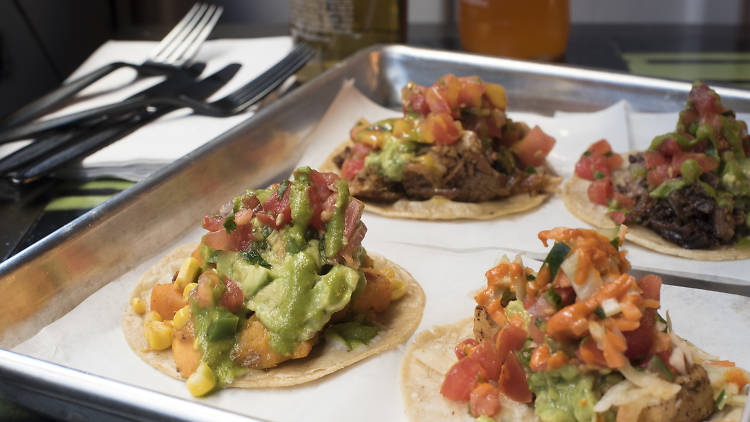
[401,226,749,421]
[123,167,424,396]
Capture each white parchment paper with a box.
[13,81,750,422]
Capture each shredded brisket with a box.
[616,153,747,249]
[335,130,552,203]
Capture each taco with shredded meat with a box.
[563,82,750,260]
[401,226,749,421]
[123,167,425,396]
[322,74,560,220]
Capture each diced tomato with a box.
[472,339,503,380]
[555,286,575,306]
[637,274,662,302]
[586,178,614,206]
[690,82,727,118]
[495,324,528,364]
[261,185,292,229]
[469,383,501,417]
[458,76,485,109]
[512,125,556,167]
[234,208,254,226]
[623,308,655,361]
[343,199,364,240]
[200,224,254,251]
[643,151,667,169]
[587,139,613,156]
[606,211,626,224]
[455,338,479,359]
[201,214,225,232]
[424,112,461,145]
[441,357,486,401]
[220,279,244,313]
[401,83,430,115]
[425,85,451,114]
[612,192,635,210]
[498,354,532,403]
[339,222,367,258]
[607,153,624,170]
[657,137,683,158]
[341,158,365,180]
[575,154,610,180]
[671,152,718,175]
[350,142,372,160]
[646,164,672,188]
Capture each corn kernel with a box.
[174,257,200,291]
[186,362,216,397]
[183,282,198,300]
[145,310,163,323]
[173,305,191,330]
[144,320,173,350]
[131,297,146,315]
[390,279,407,301]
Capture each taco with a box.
[123,167,425,396]
[563,82,750,260]
[321,74,560,220]
[401,227,749,421]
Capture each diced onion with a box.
[601,298,621,317]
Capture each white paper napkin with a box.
[0,37,293,180]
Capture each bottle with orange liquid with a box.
[458,0,570,61]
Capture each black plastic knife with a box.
[12,62,241,183]
[0,63,206,175]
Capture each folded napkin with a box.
[0,37,293,181]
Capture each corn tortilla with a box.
[562,153,750,261]
[123,242,425,388]
[322,141,559,221]
[400,318,538,421]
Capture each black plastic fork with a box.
[0,43,315,145]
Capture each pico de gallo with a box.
[142,167,407,396]
[574,82,750,249]
[440,227,748,421]
[332,74,557,203]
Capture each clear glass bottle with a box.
[289,0,407,81]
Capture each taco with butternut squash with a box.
[401,227,749,422]
[322,74,560,220]
[563,82,750,260]
[123,167,425,396]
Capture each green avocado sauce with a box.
[527,365,598,422]
[364,134,416,181]
[287,168,313,253]
[249,240,361,354]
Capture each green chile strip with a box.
[325,179,349,258]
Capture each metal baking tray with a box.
[2,44,750,421]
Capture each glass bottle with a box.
[289,0,407,81]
